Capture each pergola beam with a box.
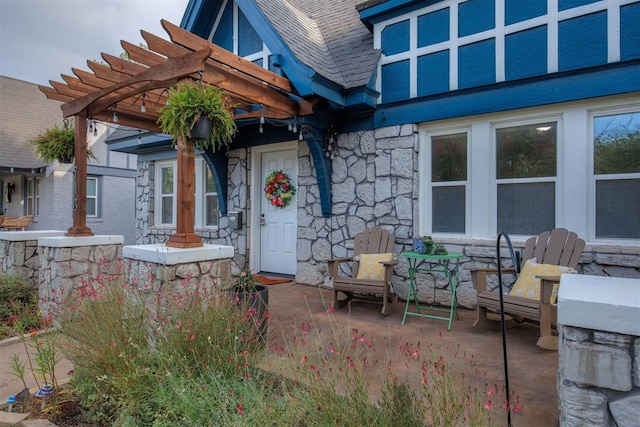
[62,48,212,117]
[39,20,316,247]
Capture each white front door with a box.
[259,149,297,275]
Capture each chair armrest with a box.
[326,257,352,263]
[381,259,399,267]
[537,275,561,303]
[326,257,352,278]
[468,267,517,292]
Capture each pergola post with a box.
[166,136,203,248]
[66,114,93,237]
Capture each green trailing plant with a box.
[30,121,97,164]
[157,80,237,152]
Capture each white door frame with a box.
[249,140,298,272]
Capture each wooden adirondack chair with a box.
[2,215,33,231]
[470,228,585,350]
[327,226,398,315]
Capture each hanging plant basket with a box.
[157,81,237,152]
[30,121,97,164]
[188,116,212,142]
[264,170,296,208]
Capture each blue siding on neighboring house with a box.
[459,39,495,89]
[458,0,494,37]
[506,26,547,81]
[418,8,449,47]
[621,2,640,60]
[381,19,410,55]
[505,0,546,25]
[559,12,608,71]
[238,8,262,57]
[559,0,600,12]
[212,1,233,51]
[418,50,449,96]
[381,60,410,102]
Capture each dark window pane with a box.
[497,122,557,179]
[87,178,97,196]
[205,167,216,193]
[594,112,640,175]
[86,199,96,216]
[162,167,173,194]
[162,197,173,224]
[238,9,262,57]
[432,133,467,182]
[206,195,219,226]
[497,182,555,235]
[432,186,465,233]
[596,179,640,238]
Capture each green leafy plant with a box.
[232,269,260,293]
[30,121,97,164]
[0,273,42,340]
[157,80,237,152]
[54,271,522,425]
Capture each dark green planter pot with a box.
[231,284,269,339]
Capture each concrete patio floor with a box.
[267,282,558,427]
[0,281,558,426]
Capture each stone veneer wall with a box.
[122,255,231,335]
[1,237,39,285]
[38,236,124,319]
[0,231,66,288]
[558,325,639,426]
[133,126,640,309]
[557,275,640,426]
[135,150,250,275]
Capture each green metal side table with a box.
[400,251,464,330]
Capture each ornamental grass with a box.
[52,271,521,426]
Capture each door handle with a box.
[260,213,266,226]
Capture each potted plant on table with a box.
[30,121,97,164]
[157,80,237,151]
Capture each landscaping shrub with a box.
[0,273,41,339]
[56,274,521,426]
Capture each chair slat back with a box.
[521,228,585,269]
[352,226,394,278]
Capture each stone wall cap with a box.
[0,230,66,241]
[123,243,234,265]
[558,274,640,335]
[38,235,125,247]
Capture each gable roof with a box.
[255,0,379,89]
[0,75,64,171]
[184,0,380,108]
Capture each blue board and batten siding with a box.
[375,0,640,124]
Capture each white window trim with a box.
[26,177,40,217]
[195,159,219,229]
[491,115,563,237]
[588,104,640,242]
[419,126,471,237]
[155,158,219,229]
[155,160,177,227]
[86,176,98,218]
[419,95,640,245]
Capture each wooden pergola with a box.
[40,20,313,248]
